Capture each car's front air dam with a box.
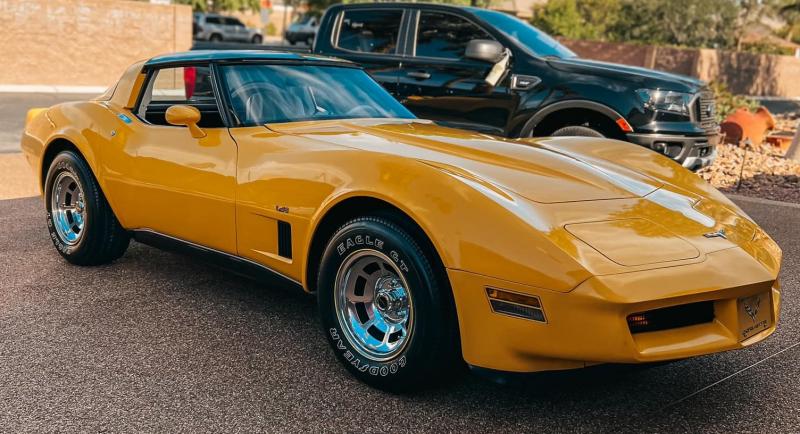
[448,247,780,373]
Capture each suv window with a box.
[137,66,223,128]
[205,16,221,25]
[337,10,403,54]
[415,12,492,59]
[225,17,244,27]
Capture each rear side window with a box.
[136,66,223,128]
[206,16,221,25]
[337,10,403,54]
[415,12,492,59]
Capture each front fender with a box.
[302,155,592,293]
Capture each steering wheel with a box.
[230,82,282,123]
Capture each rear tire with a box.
[317,216,460,392]
[551,125,604,137]
[252,35,263,45]
[209,34,223,43]
[44,151,129,265]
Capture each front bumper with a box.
[449,246,780,373]
[628,132,720,171]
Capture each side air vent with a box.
[627,301,714,334]
[277,221,292,259]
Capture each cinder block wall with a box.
[0,0,192,88]
[562,39,800,98]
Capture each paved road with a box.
[0,195,797,433]
[0,93,96,153]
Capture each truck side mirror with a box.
[465,39,505,63]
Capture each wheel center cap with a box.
[374,276,408,323]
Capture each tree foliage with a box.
[532,0,785,50]
[531,0,622,41]
[172,0,261,12]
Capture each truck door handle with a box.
[407,71,431,80]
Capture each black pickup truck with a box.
[244,3,722,169]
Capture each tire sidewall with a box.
[318,219,441,387]
[551,125,604,137]
[44,152,95,257]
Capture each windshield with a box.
[222,64,415,125]
[471,9,576,59]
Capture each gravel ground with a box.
[0,195,798,433]
[699,144,800,204]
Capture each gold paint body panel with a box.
[19,61,782,373]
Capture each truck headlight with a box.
[636,89,692,116]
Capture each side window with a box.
[136,66,223,128]
[337,10,403,54]
[415,12,492,60]
[206,16,221,25]
[226,17,244,27]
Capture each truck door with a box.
[396,10,517,136]
[323,8,409,97]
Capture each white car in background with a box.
[193,13,263,44]
[285,15,318,45]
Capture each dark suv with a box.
[313,3,720,169]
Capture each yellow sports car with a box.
[21,51,781,391]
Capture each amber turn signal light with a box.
[486,287,546,323]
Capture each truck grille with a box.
[694,91,718,133]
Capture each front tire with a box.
[551,125,604,137]
[317,216,460,392]
[44,151,129,265]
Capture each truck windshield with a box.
[471,9,576,59]
[222,64,415,125]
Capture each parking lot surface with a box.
[0,194,797,433]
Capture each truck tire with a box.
[551,125,604,137]
[317,216,460,392]
[44,151,129,265]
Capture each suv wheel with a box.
[317,216,460,391]
[252,35,263,44]
[44,151,129,265]
[551,125,604,137]
[209,33,223,43]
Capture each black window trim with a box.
[408,8,498,61]
[331,7,411,58]
[133,62,231,128]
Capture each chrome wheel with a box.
[334,250,413,361]
[50,171,86,245]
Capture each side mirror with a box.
[465,39,505,63]
[165,105,206,138]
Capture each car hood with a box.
[268,118,662,203]
[547,57,704,91]
[266,118,778,277]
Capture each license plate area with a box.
[737,292,771,341]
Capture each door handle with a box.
[407,71,431,80]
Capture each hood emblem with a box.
[744,295,761,323]
[703,228,727,239]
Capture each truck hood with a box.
[267,119,662,203]
[548,57,704,91]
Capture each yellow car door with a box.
[102,65,238,254]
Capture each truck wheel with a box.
[317,216,460,392]
[44,151,129,265]
[252,35,263,45]
[551,125,604,137]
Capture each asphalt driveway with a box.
[0,195,797,433]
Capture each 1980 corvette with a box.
[21,51,781,391]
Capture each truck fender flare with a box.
[519,100,630,137]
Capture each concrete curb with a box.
[0,85,107,94]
